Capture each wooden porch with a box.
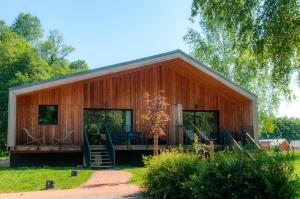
[10,145,81,153]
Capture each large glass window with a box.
[84,109,132,144]
[183,110,219,138]
[38,105,58,125]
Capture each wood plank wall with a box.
[16,58,253,145]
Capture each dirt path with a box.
[0,170,141,199]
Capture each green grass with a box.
[0,150,8,159]
[293,150,300,176]
[115,166,147,185]
[0,167,93,193]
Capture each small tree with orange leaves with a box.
[142,90,169,155]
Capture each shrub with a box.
[143,151,203,199]
[143,150,300,199]
[187,151,299,199]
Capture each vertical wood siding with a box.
[16,58,252,145]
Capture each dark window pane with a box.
[84,109,133,144]
[183,110,219,138]
[38,105,58,125]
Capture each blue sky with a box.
[1,0,299,117]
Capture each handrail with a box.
[105,126,115,166]
[83,130,91,167]
[223,127,243,151]
[245,132,262,150]
[190,122,210,142]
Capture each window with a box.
[183,110,219,138]
[84,109,132,134]
[38,105,58,125]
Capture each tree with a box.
[38,30,75,65]
[261,117,300,140]
[184,0,300,131]
[69,60,88,72]
[11,12,43,43]
[0,28,51,149]
[0,13,89,150]
[142,91,169,155]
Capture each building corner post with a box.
[7,91,16,147]
[252,98,259,143]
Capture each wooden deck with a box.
[10,145,82,153]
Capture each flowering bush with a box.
[143,150,299,199]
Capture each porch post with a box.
[176,104,183,145]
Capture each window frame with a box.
[38,105,59,125]
[83,108,133,133]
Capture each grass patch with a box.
[293,150,300,176]
[115,166,147,185]
[0,150,8,159]
[0,167,93,193]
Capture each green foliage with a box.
[0,167,93,192]
[143,150,300,199]
[184,0,300,130]
[38,30,75,65]
[69,60,88,72]
[193,133,210,157]
[261,117,300,140]
[261,115,276,134]
[187,151,299,199]
[143,151,204,199]
[11,12,43,43]
[0,13,89,148]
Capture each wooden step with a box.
[90,145,106,149]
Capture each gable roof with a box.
[9,49,257,100]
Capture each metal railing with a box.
[83,130,91,167]
[222,127,243,151]
[109,131,167,146]
[183,123,215,146]
[105,126,115,166]
[245,132,262,150]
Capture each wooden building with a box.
[7,50,258,167]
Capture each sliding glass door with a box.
[183,110,219,139]
[84,109,132,144]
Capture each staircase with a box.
[90,145,112,169]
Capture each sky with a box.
[1,0,299,118]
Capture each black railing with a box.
[105,126,115,166]
[240,126,261,150]
[183,123,216,146]
[222,127,243,151]
[109,131,167,146]
[83,130,91,167]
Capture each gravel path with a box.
[0,170,142,199]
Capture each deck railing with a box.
[105,126,115,166]
[109,131,167,146]
[83,130,91,167]
[183,123,217,146]
[222,127,243,151]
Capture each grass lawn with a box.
[0,167,93,193]
[115,166,147,185]
[293,150,300,176]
